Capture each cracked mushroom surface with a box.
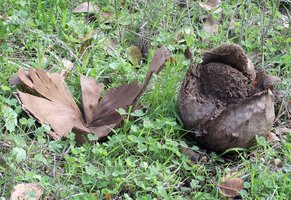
[178,44,276,152]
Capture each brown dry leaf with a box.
[203,14,219,34]
[133,46,171,105]
[180,147,200,163]
[99,12,113,23]
[263,75,281,90]
[266,132,280,142]
[60,58,75,77]
[103,38,117,56]
[184,47,194,63]
[199,0,221,11]
[127,45,143,65]
[218,177,243,197]
[10,183,42,200]
[104,193,113,200]
[12,47,171,143]
[80,76,104,124]
[72,2,100,13]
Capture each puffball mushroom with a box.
[178,44,278,152]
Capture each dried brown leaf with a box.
[180,147,200,163]
[148,46,171,75]
[254,71,281,90]
[60,58,75,77]
[103,38,117,56]
[266,132,280,142]
[16,91,87,140]
[28,69,81,113]
[99,12,113,23]
[18,69,34,89]
[72,2,100,13]
[93,84,141,122]
[203,14,219,34]
[133,46,171,105]
[184,47,194,63]
[104,193,113,200]
[12,47,170,143]
[80,76,104,124]
[9,74,22,86]
[263,75,281,90]
[218,177,243,197]
[199,0,221,11]
[10,183,43,200]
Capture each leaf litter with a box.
[198,0,221,11]
[10,183,43,200]
[72,2,100,13]
[218,177,244,198]
[11,47,171,144]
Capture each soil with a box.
[199,62,254,105]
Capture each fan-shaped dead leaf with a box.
[199,0,221,11]
[73,2,100,13]
[11,47,171,144]
[10,183,43,200]
[218,177,243,197]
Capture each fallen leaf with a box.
[99,12,113,23]
[263,75,281,90]
[275,127,290,136]
[127,45,143,65]
[254,71,280,91]
[12,47,171,143]
[184,47,194,63]
[199,0,221,11]
[133,46,171,105]
[60,58,75,77]
[218,177,243,197]
[14,69,139,141]
[180,147,200,163]
[203,14,219,34]
[10,183,42,200]
[266,132,280,142]
[72,2,100,13]
[104,193,113,200]
[103,38,117,56]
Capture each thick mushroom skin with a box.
[178,44,276,152]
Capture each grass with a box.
[0,0,290,199]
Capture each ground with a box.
[0,0,290,199]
